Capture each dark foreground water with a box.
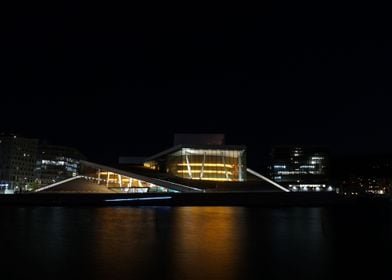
[1,205,392,280]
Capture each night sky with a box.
[1,5,391,167]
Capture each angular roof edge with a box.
[144,144,247,162]
[80,160,201,192]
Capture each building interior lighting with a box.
[177,163,234,168]
[177,170,233,175]
[198,177,233,181]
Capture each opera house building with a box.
[35,134,289,194]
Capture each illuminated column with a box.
[118,175,122,187]
[128,177,133,187]
[106,171,110,187]
[238,152,243,181]
[138,179,143,187]
[97,169,101,184]
[222,152,229,180]
[200,152,206,179]
[185,154,192,179]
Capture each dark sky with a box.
[1,5,391,166]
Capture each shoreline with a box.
[0,192,389,207]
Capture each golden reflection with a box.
[90,208,158,278]
[170,207,243,280]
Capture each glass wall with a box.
[80,163,169,193]
[165,148,246,182]
[271,146,329,191]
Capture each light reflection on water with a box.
[0,205,391,279]
[169,207,245,280]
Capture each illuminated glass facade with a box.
[35,145,84,186]
[144,146,246,182]
[271,146,330,191]
[80,161,170,193]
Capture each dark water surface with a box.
[1,205,391,279]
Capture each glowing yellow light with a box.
[197,177,232,181]
[120,178,131,182]
[98,172,120,176]
[177,170,232,175]
[177,163,233,168]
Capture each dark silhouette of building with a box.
[173,133,225,146]
[332,155,392,196]
[0,133,38,193]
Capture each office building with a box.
[271,146,331,191]
[0,133,38,192]
[35,144,85,186]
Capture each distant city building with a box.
[341,176,390,196]
[271,146,331,191]
[35,145,85,186]
[0,133,38,192]
[334,155,392,196]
